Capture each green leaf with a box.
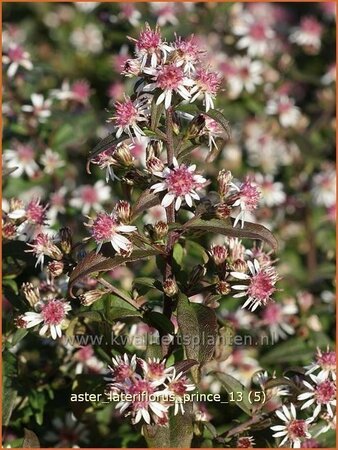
[182,218,278,251]
[133,277,163,292]
[216,373,252,416]
[22,429,40,448]
[68,248,162,297]
[145,343,163,360]
[173,243,184,266]
[260,338,314,365]
[144,311,175,335]
[144,402,193,448]
[2,387,17,426]
[177,293,217,382]
[131,189,161,219]
[214,322,235,362]
[108,307,141,322]
[11,328,29,345]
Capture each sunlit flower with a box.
[290,16,323,54]
[70,180,111,215]
[140,358,174,385]
[26,232,63,268]
[3,143,39,178]
[266,96,301,128]
[150,157,206,210]
[108,354,138,382]
[271,403,312,448]
[298,373,336,419]
[22,94,52,123]
[50,79,91,104]
[17,298,71,340]
[230,177,261,227]
[254,174,286,207]
[40,148,65,174]
[236,436,256,448]
[172,35,202,74]
[86,211,137,253]
[305,347,336,381]
[108,95,149,139]
[164,369,195,415]
[2,43,33,77]
[118,3,141,27]
[70,23,103,54]
[190,68,221,112]
[311,164,336,208]
[231,259,279,311]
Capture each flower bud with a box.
[216,203,232,219]
[146,140,163,160]
[186,114,205,139]
[210,245,228,265]
[115,200,131,223]
[154,221,168,240]
[15,315,27,329]
[216,281,231,295]
[217,169,233,199]
[22,282,40,307]
[231,259,247,273]
[172,112,180,135]
[146,157,165,174]
[114,143,134,166]
[47,260,64,277]
[80,289,105,306]
[2,222,17,240]
[163,278,178,297]
[59,227,72,254]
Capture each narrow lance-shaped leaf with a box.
[215,373,252,416]
[131,189,161,219]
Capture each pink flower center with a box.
[287,419,308,439]
[157,64,184,90]
[166,165,196,196]
[176,37,200,58]
[301,17,323,37]
[147,362,165,379]
[195,68,220,94]
[71,80,90,101]
[248,270,276,302]
[314,380,336,404]
[278,101,292,114]
[113,363,134,382]
[115,99,138,127]
[91,213,119,242]
[81,186,98,204]
[317,351,336,370]
[170,378,189,396]
[26,201,46,224]
[8,45,24,62]
[237,437,253,448]
[137,29,161,51]
[17,145,34,162]
[75,345,94,361]
[250,23,267,41]
[41,300,66,325]
[239,179,261,210]
[262,303,281,324]
[128,379,155,409]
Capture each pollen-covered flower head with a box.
[86,211,137,254]
[150,157,206,211]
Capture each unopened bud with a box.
[22,282,40,307]
[2,222,17,240]
[146,140,163,159]
[46,243,63,261]
[163,278,178,297]
[231,259,247,273]
[146,156,165,173]
[216,281,231,295]
[47,260,64,277]
[60,227,72,254]
[115,200,131,223]
[15,315,27,329]
[216,203,232,219]
[80,289,105,306]
[172,112,180,135]
[217,169,233,199]
[210,245,228,265]
[186,114,205,139]
[154,221,168,240]
[114,143,134,166]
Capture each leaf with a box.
[183,218,278,251]
[68,248,162,297]
[214,322,235,362]
[144,403,193,448]
[89,133,126,159]
[131,189,161,219]
[11,329,29,345]
[177,293,217,382]
[260,338,314,365]
[145,343,163,360]
[22,429,40,448]
[174,359,199,375]
[204,109,231,140]
[216,373,252,416]
[2,387,17,426]
[108,307,141,322]
[133,277,163,292]
[144,311,175,335]
[173,243,184,266]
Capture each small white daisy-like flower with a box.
[171,35,202,74]
[230,177,261,228]
[2,43,33,78]
[164,369,196,415]
[266,96,301,128]
[270,403,312,448]
[17,298,71,340]
[226,56,263,99]
[236,435,256,448]
[85,211,137,254]
[190,68,221,112]
[290,16,323,54]
[261,300,298,341]
[298,373,336,419]
[140,358,175,386]
[254,174,286,208]
[305,347,336,381]
[26,232,63,269]
[231,259,279,311]
[150,157,206,211]
[3,143,39,179]
[108,354,138,382]
[40,148,65,174]
[143,63,194,110]
[70,180,111,216]
[22,93,52,123]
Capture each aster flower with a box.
[118,3,141,27]
[236,436,256,448]
[108,354,138,382]
[271,403,312,448]
[140,358,175,386]
[85,211,137,253]
[40,148,65,174]
[70,180,111,215]
[3,143,39,179]
[190,68,221,112]
[261,300,298,341]
[2,43,33,78]
[305,347,336,381]
[150,157,206,211]
[225,56,263,99]
[171,35,202,74]
[50,79,91,104]
[108,95,149,140]
[144,63,194,109]
[290,16,323,54]
[90,146,120,182]
[298,373,336,419]
[17,298,71,340]
[311,164,336,208]
[231,259,279,311]
[26,232,63,269]
[266,96,301,128]
[70,24,103,54]
[130,23,172,68]
[44,412,89,446]
[164,369,196,415]
[203,114,224,151]
[21,94,52,123]
[150,2,178,26]
[254,174,286,207]
[230,177,261,228]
